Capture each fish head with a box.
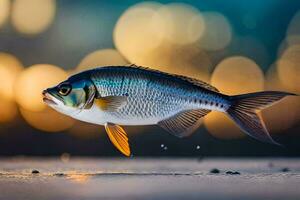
[43,77,96,115]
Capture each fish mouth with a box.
[42,90,57,106]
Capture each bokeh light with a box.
[11,0,56,34]
[204,56,264,139]
[0,0,10,28]
[152,3,205,45]
[20,107,74,132]
[14,64,68,112]
[204,112,244,139]
[0,99,18,123]
[262,96,300,134]
[113,1,211,82]
[264,63,300,134]
[211,56,264,95]
[0,53,23,123]
[0,53,24,100]
[265,64,286,91]
[76,49,128,72]
[199,12,232,51]
[114,2,164,64]
[129,41,212,82]
[276,45,300,93]
[14,64,75,132]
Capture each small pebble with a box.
[281,167,290,172]
[54,173,65,177]
[163,146,168,150]
[226,171,240,175]
[196,145,200,150]
[160,144,164,148]
[31,170,39,174]
[210,168,220,174]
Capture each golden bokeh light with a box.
[152,3,205,45]
[76,49,128,72]
[114,2,164,64]
[262,65,300,134]
[20,107,74,132]
[204,112,244,139]
[130,42,212,82]
[262,96,300,134]
[265,64,286,91]
[0,99,18,123]
[205,56,264,139]
[0,53,23,123]
[0,53,24,100]
[114,2,211,82]
[199,12,232,51]
[276,45,300,93]
[0,0,10,28]
[211,56,264,95]
[11,0,56,34]
[14,64,68,112]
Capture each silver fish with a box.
[43,65,295,156]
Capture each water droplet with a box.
[196,145,200,150]
[160,144,164,148]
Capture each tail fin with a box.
[227,91,296,145]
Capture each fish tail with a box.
[226,91,296,145]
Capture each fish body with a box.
[43,65,295,156]
[74,66,229,126]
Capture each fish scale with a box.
[90,67,204,121]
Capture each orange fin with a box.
[104,123,131,157]
[95,96,127,112]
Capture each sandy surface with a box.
[0,158,299,200]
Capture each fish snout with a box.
[42,89,57,105]
[42,89,47,97]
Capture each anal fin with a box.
[158,109,211,138]
[104,123,131,156]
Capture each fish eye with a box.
[58,83,72,96]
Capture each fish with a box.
[43,65,296,156]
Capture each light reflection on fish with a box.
[43,65,296,156]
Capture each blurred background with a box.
[0,0,299,157]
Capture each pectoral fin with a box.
[95,96,127,112]
[104,123,131,157]
[158,109,211,138]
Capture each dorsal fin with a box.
[175,74,219,93]
[127,64,219,93]
[158,109,211,138]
